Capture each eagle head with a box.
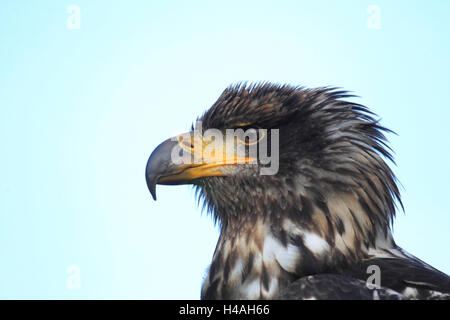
[145,83,405,299]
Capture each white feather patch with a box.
[302,231,330,255]
[402,287,419,298]
[242,279,261,299]
[229,258,244,283]
[263,234,300,273]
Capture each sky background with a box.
[0,1,449,299]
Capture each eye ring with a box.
[236,128,265,146]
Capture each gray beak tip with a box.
[149,185,157,201]
[145,138,180,201]
[146,173,158,201]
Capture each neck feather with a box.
[201,187,397,299]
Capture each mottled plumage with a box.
[146,83,450,300]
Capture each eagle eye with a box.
[235,127,265,146]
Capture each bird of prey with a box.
[146,83,450,300]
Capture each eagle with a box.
[145,83,450,300]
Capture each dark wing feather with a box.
[276,274,406,300]
[346,254,450,299]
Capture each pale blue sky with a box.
[0,1,449,299]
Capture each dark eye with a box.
[236,127,265,145]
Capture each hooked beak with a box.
[145,138,180,201]
[145,131,255,200]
